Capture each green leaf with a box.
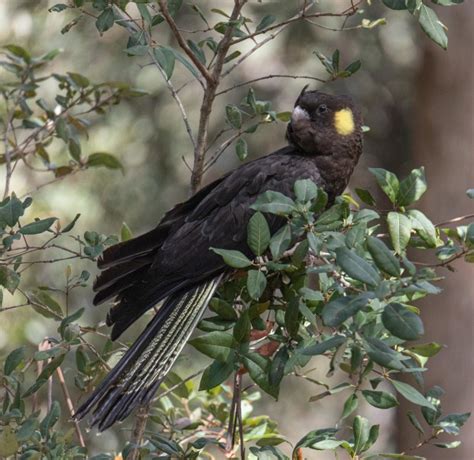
[391,379,436,410]
[209,298,237,320]
[367,236,401,277]
[225,105,242,129]
[0,194,25,228]
[247,270,267,300]
[87,152,123,171]
[322,294,372,327]
[61,214,81,233]
[4,44,31,62]
[362,337,405,370]
[294,428,339,452]
[211,248,252,268]
[67,72,89,88]
[382,303,424,341]
[302,335,347,355]
[0,267,20,294]
[285,297,300,339]
[30,290,63,319]
[233,310,251,343]
[369,168,399,203]
[344,59,362,75]
[251,191,295,215]
[255,14,276,32]
[235,137,247,161]
[153,47,176,80]
[96,7,114,33]
[4,347,25,375]
[40,401,61,435]
[121,222,133,241]
[199,360,234,390]
[433,441,461,449]
[270,224,292,259]
[247,212,270,256]
[398,168,428,206]
[19,217,57,235]
[353,415,370,454]
[189,331,236,362]
[169,48,200,79]
[422,385,444,425]
[269,346,289,388]
[242,352,276,398]
[355,188,376,206]
[418,5,448,49]
[276,111,292,122]
[438,413,470,435]
[168,0,183,17]
[294,179,318,202]
[342,393,359,419]
[362,390,399,409]
[407,410,425,434]
[409,342,442,357]
[335,246,381,286]
[387,212,412,254]
[407,210,437,247]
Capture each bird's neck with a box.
[312,150,361,203]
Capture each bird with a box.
[74,88,363,431]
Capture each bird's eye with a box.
[317,104,328,114]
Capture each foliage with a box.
[0,1,471,459]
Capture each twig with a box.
[435,213,474,227]
[147,48,197,148]
[216,74,326,96]
[413,248,469,269]
[126,403,150,460]
[230,0,361,45]
[226,372,239,454]
[56,365,86,448]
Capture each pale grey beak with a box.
[291,105,310,123]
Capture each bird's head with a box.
[286,88,363,159]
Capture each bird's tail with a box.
[74,277,221,431]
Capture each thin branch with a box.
[413,248,470,269]
[435,213,474,227]
[229,0,362,45]
[216,74,326,96]
[157,0,214,84]
[56,365,86,448]
[221,0,361,79]
[147,48,197,149]
[126,403,150,460]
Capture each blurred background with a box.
[1,0,472,458]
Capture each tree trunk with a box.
[397,4,474,458]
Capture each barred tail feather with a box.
[74,276,222,431]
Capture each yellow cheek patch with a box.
[334,108,355,136]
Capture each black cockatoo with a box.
[74,89,363,430]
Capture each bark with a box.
[397,4,474,458]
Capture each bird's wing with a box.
[97,148,322,339]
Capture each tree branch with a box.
[126,403,150,460]
[216,74,326,96]
[190,0,248,194]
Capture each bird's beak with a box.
[291,105,310,123]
